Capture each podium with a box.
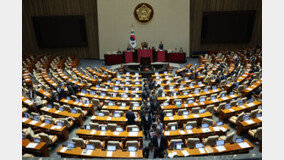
[140,57,151,66]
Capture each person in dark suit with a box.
[28,88,36,100]
[126,107,136,125]
[143,142,155,158]
[66,81,75,96]
[150,99,160,114]
[141,111,152,139]
[158,41,163,50]
[141,89,149,101]
[56,83,66,100]
[151,129,167,158]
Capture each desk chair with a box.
[229,112,245,125]
[202,118,214,126]
[177,109,188,116]
[186,138,200,149]
[71,95,77,101]
[63,105,72,112]
[191,107,200,114]
[89,122,99,130]
[184,121,197,128]
[126,125,139,132]
[107,141,123,150]
[230,100,237,107]
[219,131,235,143]
[75,107,87,116]
[72,137,87,148]
[250,109,261,119]
[248,127,262,140]
[168,139,183,150]
[202,135,219,147]
[167,122,178,131]
[37,132,58,146]
[126,140,140,150]
[205,105,214,113]
[107,123,118,131]
[92,98,101,111]
[88,140,105,149]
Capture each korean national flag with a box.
[129,29,137,48]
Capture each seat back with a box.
[88,140,103,149]
[63,105,72,112]
[89,122,99,130]
[224,131,235,143]
[178,109,188,116]
[236,112,245,123]
[72,137,86,148]
[185,121,197,128]
[205,105,214,113]
[100,110,110,116]
[202,118,214,126]
[217,102,226,112]
[107,141,121,150]
[92,99,101,108]
[250,109,260,119]
[169,139,183,150]
[230,100,237,107]
[126,125,139,132]
[107,123,118,131]
[164,110,173,116]
[205,135,219,146]
[126,140,139,150]
[187,138,200,149]
[167,122,178,131]
[255,127,262,140]
[191,107,200,114]
[39,133,52,145]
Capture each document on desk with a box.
[193,102,198,106]
[55,110,60,114]
[193,114,199,118]
[205,146,213,153]
[222,97,229,100]
[107,151,113,157]
[129,151,136,157]
[129,132,138,136]
[182,150,190,157]
[238,142,250,148]
[22,117,28,122]
[245,120,255,125]
[169,117,174,120]
[216,146,226,152]
[29,120,38,125]
[183,115,188,119]
[40,123,46,127]
[164,131,170,136]
[220,127,227,132]
[26,142,38,148]
[82,150,93,155]
[60,147,68,153]
[107,117,112,120]
[247,103,254,107]
[213,127,220,131]
[201,128,211,133]
[258,117,262,121]
[186,130,193,134]
[184,104,188,107]
[100,131,106,135]
[229,108,235,112]
[90,130,96,135]
[230,95,236,98]
[179,130,186,135]
[199,148,206,154]
[200,102,205,105]
[240,105,246,109]
[113,131,120,136]
[247,88,253,91]
[212,99,219,102]
[168,151,177,158]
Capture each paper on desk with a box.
[90,130,96,135]
[216,146,226,152]
[247,88,253,91]
[199,148,206,154]
[245,120,255,124]
[201,128,211,133]
[26,142,38,148]
[258,117,262,121]
[55,111,60,114]
[181,150,189,156]
[169,117,174,120]
[164,131,170,136]
[229,108,235,112]
[222,97,229,100]
[60,147,68,152]
[22,117,28,122]
[238,142,250,148]
[179,130,186,135]
[129,151,136,157]
[193,114,199,118]
[230,95,236,98]
[186,130,193,134]
[200,102,205,105]
[129,132,138,136]
[247,103,254,107]
[113,131,120,136]
[107,117,112,120]
[100,131,106,135]
[40,123,46,127]
[193,103,198,106]
[107,151,113,157]
[220,127,227,132]
[212,99,219,102]
[240,105,246,109]
[183,115,188,119]
[82,150,93,155]
[168,151,177,158]
[29,120,38,125]
[213,127,220,131]
[184,104,188,107]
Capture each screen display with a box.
[67,142,75,149]
[86,144,95,150]
[235,138,244,143]
[201,123,209,128]
[107,145,116,151]
[216,140,225,146]
[195,143,204,149]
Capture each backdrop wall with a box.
[97,0,190,59]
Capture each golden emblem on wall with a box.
[134,3,154,23]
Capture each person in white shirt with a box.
[34,93,42,114]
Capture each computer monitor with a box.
[167,81,171,84]
[238,102,243,106]
[116,81,120,84]
[256,113,262,118]
[204,88,209,92]
[163,102,169,106]
[109,102,114,106]
[166,113,173,117]
[227,80,231,84]
[113,112,121,118]
[116,127,123,132]
[190,83,194,87]
[173,142,184,150]
[98,112,104,117]
[85,125,91,130]
[107,80,111,84]
[216,121,223,126]
[90,90,95,95]
[180,84,184,88]
[164,71,168,74]
[243,115,250,121]
[23,113,29,118]
[126,72,130,75]
[123,94,128,98]
[195,143,204,149]
[107,145,116,151]
[185,125,193,130]
[67,142,75,149]
[132,127,139,132]
[71,109,77,114]
[57,121,64,127]
[33,115,40,121]
[114,87,119,90]
[66,96,71,100]
[250,98,255,102]
[124,87,129,91]
[183,111,189,115]
[211,96,216,100]
[212,85,217,90]
[86,144,95,150]
[235,138,244,143]
[100,125,106,131]
[216,140,225,146]
[225,104,231,109]
[184,77,189,81]
[59,107,64,111]
[75,98,80,103]
[230,91,234,95]
[199,109,205,114]
[128,146,137,152]
[135,87,139,91]
[47,104,53,108]
[82,89,86,94]
[45,119,52,124]
[117,75,121,79]
[96,84,100,88]
[200,97,205,102]
[194,90,199,94]
[183,91,188,95]
[188,99,194,104]
[198,81,202,85]
[33,138,41,143]
[176,101,181,106]
[170,86,174,90]
[201,123,209,128]
[221,93,226,98]
[101,92,106,97]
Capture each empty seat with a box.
[248,127,262,140]
[187,138,200,149]
[38,133,58,146]
[250,109,261,119]
[205,105,214,113]
[203,135,219,146]
[169,139,183,150]
[191,107,200,114]
[72,137,86,148]
[177,109,188,116]
[89,122,99,130]
[126,140,139,149]
[229,112,245,124]
[202,118,214,126]
[215,102,226,113]
[92,98,101,111]
[126,125,139,132]
[63,105,72,112]
[184,121,197,128]
[107,141,122,150]
[99,110,110,116]
[219,131,235,143]
[107,123,118,131]
[88,140,104,149]
[167,122,178,131]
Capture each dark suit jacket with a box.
[143,147,155,158]
[151,135,167,150]
[141,114,152,129]
[126,111,135,125]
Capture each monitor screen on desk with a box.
[114,113,121,118]
[76,98,80,103]
[204,88,209,92]
[235,138,244,143]
[183,91,188,95]
[128,146,137,152]
[211,96,216,100]
[243,115,250,121]
[114,87,119,90]
[66,96,71,100]
[166,113,173,117]
[133,103,139,107]
[230,91,234,95]
[216,140,225,146]
[250,98,255,102]
[86,144,95,150]
[194,90,199,94]
[57,121,64,127]
[122,103,126,107]
[100,126,106,131]
[96,85,100,88]
[33,138,41,143]
[67,142,75,149]
[101,92,106,97]
[23,113,30,118]
[216,121,223,126]
[190,83,194,87]
[185,77,189,81]
[33,115,40,121]
[109,102,115,106]
[198,81,202,85]
[201,123,209,128]
[126,82,130,85]
[176,101,181,105]
[212,86,217,90]
[221,93,226,98]
[225,104,231,109]
[173,142,184,150]
[116,127,123,132]
[238,102,243,106]
[183,111,189,115]
[195,143,204,149]
[71,109,77,114]
[199,109,205,114]
[132,127,139,132]
[188,99,194,104]
[85,125,91,130]
[171,126,177,131]
[90,90,95,95]
[185,125,193,130]
[98,112,104,117]
[47,104,53,108]
[200,97,205,102]
[45,119,52,124]
[107,145,116,151]
[59,107,64,111]
[163,102,169,106]
[256,113,262,118]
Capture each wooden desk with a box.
[100,67,116,76]
[57,147,143,158]
[37,88,51,99]
[86,67,108,80]
[91,115,141,126]
[60,99,94,114]
[102,105,141,112]
[219,101,262,121]
[57,69,86,88]
[163,112,212,126]
[42,69,58,88]
[40,106,84,126]
[242,79,262,96]
[22,117,69,140]
[76,129,143,143]
[237,117,262,135]
[77,92,143,102]
[164,124,230,140]
[22,139,49,157]
[90,87,142,94]
[72,68,98,84]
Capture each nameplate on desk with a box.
[129,151,136,157]
[181,150,190,156]
[168,151,177,158]
[107,151,113,157]
[100,131,106,135]
[179,130,186,135]
[29,120,38,125]
[183,115,188,119]
[119,107,125,109]
[247,88,253,91]
[63,100,68,103]
[213,89,218,92]
[200,102,205,105]
[129,132,138,136]
[102,106,107,109]
[216,146,226,152]
[220,127,227,132]
[195,93,200,96]
[238,142,250,148]
[26,142,38,148]
[193,103,198,106]
[247,103,254,107]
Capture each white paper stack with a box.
[238,142,250,148]
[179,130,186,135]
[216,146,226,152]
[193,114,199,118]
[245,120,255,125]
[186,130,193,134]
[129,132,138,136]
[199,148,206,154]
[26,143,38,148]
[181,150,189,156]
[60,147,68,152]
[129,152,136,157]
[29,120,38,125]
[168,151,177,158]
[107,151,113,157]
[90,130,96,135]
[229,108,235,112]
